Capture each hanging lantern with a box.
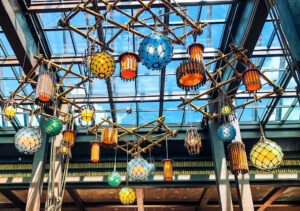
[101,128,118,148]
[218,123,236,142]
[188,43,205,62]
[15,127,42,155]
[35,69,56,107]
[138,32,173,70]
[119,187,136,205]
[163,159,173,182]
[242,68,262,92]
[107,171,121,187]
[3,100,17,121]
[90,52,116,79]
[118,52,139,81]
[90,141,100,163]
[176,60,206,91]
[127,156,150,181]
[62,130,76,147]
[221,105,232,116]
[228,141,249,175]
[44,117,63,136]
[184,128,202,155]
[59,144,70,157]
[250,137,283,171]
[79,105,95,127]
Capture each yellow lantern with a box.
[163,159,173,182]
[90,52,116,79]
[221,105,231,115]
[79,105,95,127]
[3,100,17,121]
[119,187,136,205]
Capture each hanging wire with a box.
[253,93,265,139]
[113,147,117,172]
[188,103,193,128]
[165,137,169,159]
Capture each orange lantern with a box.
[228,141,249,175]
[163,159,173,181]
[176,60,206,91]
[101,128,118,148]
[188,43,204,62]
[62,130,76,147]
[242,68,261,92]
[118,52,139,81]
[90,141,100,163]
[35,69,56,107]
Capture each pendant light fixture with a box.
[90,51,116,79]
[228,140,249,175]
[163,138,173,181]
[108,149,122,187]
[127,154,151,181]
[101,127,118,148]
[3,99,17,121]
[242,68,262,92]
[188,43,205,62]
[79,104,95,127]
[35,68,56,107]
[90,133,100,163]
[119,52,139,81]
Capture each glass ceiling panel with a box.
[0,33,15,56]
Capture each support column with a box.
[26,117,48,211]
[208,118,233,211]
[136,188,144,211]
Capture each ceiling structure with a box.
[0,0,299,210]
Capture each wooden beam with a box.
[196,187,214,211]
[67,188,88,211]
[0,190,25,211]
[257,187,288,211]
[136,188,144,211]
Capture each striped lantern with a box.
[228,141,249,175]
[119,52,139,81]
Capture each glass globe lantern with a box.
[44,117,63,136]
[90,141,100,163]
[228,141,249,175]
[250,137,283,171]
[176,60,206,91]
[118,52,139,81]
[221,105,232,116]
[107,171,121,187]
[101,128,118,148]
[163,159,173,182]
[138,32,173,70]
[15,127,42,155]
[59,144,70,157]
[79,105,95,127]
[184,128,202,155]
[35,69,56,107]
[119,187,136,205]
[242,68,261,92]
[218,123,236,142]
[3,100,17,121]
[188,43,205,62]
[127,156,150,181]
[90,52,116,79]
[62,130,76,147]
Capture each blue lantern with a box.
[127,156,150,181]
[107,171,121,187]
[218,123,236,142]
[138,32,173,70]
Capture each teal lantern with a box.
[44,117,63,136]
[107,171,121,187]
[218,123,236,142]
[127,156,150,181]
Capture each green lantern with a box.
[107,171,121,187]
[44,117,63,136]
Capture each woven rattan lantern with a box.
[44,117,63,136]
[163,159,173,182]
[3,100,17,121]
[184,128,202,155]
[101,128,118,148]
[250,137,283,171]
[90,52,116,79]
[188,43,204,62]
[107,171,121,187]
[90,141,100,163]
[127,156,150,181]
[228,141,249,175]
[62,130,76,147]
[119,187,136,205]
[79,105,95,127]
[218,123,236,142]
[138,32,173,70]
[35,69,56,107]
[242,68,261,92]
[15,127,42,155]
[176,60,206,91]
[119,52,139,81]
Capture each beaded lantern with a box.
[35,69,56,107]
[79,105,95,127]
[15,127,42,155]
[176,60,206,91]
[90,52,116,79]
[3,100,17,121]
[118,52,139,81]
[163,159,173,182]
[62,130,76,147]
[242,68,262,92]
[228,141,249,175]
[44,117,63,136]
[90,140,100,163]
[127,156,150,181]
[107,171,122,187]
[119,187,136,205]
[250,137,283,171]
[138,32,173,70]
[101,128,118,148]
[184,128,202,155]
[188,43,205,62]
[218,123,236,142]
